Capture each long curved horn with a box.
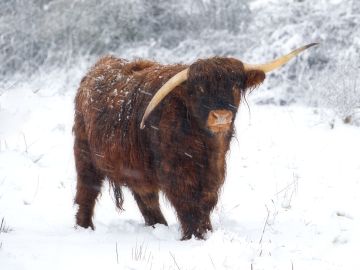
[140,68,188,129]
[140,43,318,129]
[243,43,319,73]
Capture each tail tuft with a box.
[111,182,124,210]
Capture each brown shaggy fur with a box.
[73,55,265,240]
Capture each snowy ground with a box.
[1,79,360,270]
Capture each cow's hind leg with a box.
[132,190,167,226]
[74,137,103,229]
[74,132,104,229]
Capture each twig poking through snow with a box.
[169,252,181,270]
[208,253,216,270]
[21,132,28,154]
[258,205,270,256]
[0,217,12,233]
[116,242,119,264]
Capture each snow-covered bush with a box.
[0,0,250,80]
[247,0,360,108]
[315,64,360,125]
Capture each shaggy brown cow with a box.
[74,44,317,240]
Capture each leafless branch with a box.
[169,252,181,270]
[115,242,119,264]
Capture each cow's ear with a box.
[245,70,265,89]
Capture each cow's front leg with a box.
[179,206,211,240]
[159,153,218,239]
[167,190,215,240]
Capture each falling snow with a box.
[1,0,360,269]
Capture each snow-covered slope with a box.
[1,79,359,269]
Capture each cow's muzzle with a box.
[207,110,233,133]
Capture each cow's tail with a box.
[111,182,124,211]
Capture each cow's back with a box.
[74,56,157,185]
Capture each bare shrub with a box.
[315,65,360,126]
[0,0,250,80]
[0,217,12,234]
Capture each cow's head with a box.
[140,43,318,134]
[183,57,264,134]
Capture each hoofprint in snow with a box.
[0,84,359,270]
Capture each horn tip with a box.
[305,42,320,49]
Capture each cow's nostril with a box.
[210,110,233,125]
[224,112,232,121]
[213,112,219,118]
